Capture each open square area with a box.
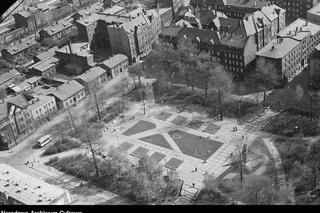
[203,124,221,135]
[187,119,204,130]
[130,147,150,158]
[168,130,223,160]
[139,134,173,150]
[165,158,184,171]
[122,120,156,136]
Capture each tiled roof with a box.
[161,26,184,37]
[76,66,106,83]
[7,93,29,109]
[51,80,84,101]
[219,31,248,48]
[195,9,227,26]
[256,37,300,59]
[122,14,150,34]
[2,38,38,55]
[0,69,19,86]
[101,54,128,68]
[261,4,279,22]
[0,163,69,205]
[41,21,73,36]
[175,20,194,28]
[177,27,221,45]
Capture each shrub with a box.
[263,114,320,137]
[43,138,81,156]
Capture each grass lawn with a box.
[203,124,221,135]
[118,142,134,152]
[168,130,223,160]
[171,115,188,125]
[187,119,204,130]
[130,147,149,158]
[156,112,173,121]
[165,158,184,171]
[122,120,156,136]
[150,152,166,164]
[139,134,173,150]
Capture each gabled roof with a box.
[261,4,279,22]
[0,69,19,85]
[7,93,29,109]
[177,28,221,45]
[121,14,150,34]
[175,20,194,28]
[76,67,106,84]
[50,80,84,101]
[101,54,128,68]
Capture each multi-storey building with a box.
[28,95,58,129]
[307,2,320,24]
[29,57,59,79]
[108,10,162,63]
[190,0,270,19]
[160,26,257,74]
[0,164,71,205]
[270,0,320,22]
[49,80,86,110]
[309,43,320,88]
[1,37,39,63]
[99,54,129,78]
[39,20,75,42]
[75,66,109,95]
[257,18,320,82]
[0,69,20,89]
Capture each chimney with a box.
[305,20,308,26]
[67,40,73,54]
[157,3,160,12]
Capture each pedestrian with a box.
[242,136,244,140]
[235,126,238,131]
[192,183,195,188]
[195,167,197,172]
[230,153,233,158]
[203,158,207,164]
[80,182,83,187]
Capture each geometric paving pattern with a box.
[187,119,204,130]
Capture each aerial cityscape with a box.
[1,0,320,206]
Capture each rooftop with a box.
[31,57,59,72]
[308,2,320,15]
[256,37,300,59]
[0,163,69,205]
[278,18,320,41]
[0,69,19,86]
[2,37,38,55]
[101,54,128,68]
[76,66,106,83]
[121,14,150,34]
[205,0,269,8]
[51,80,84,101]
[28,95,55,112]
[161,26,184,37]
[102,5,125,15]
[41,20,73,36]
[34,46,58,62]
[177,27,221,45]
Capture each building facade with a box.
[39,21,75,42]
[100,54,129,78]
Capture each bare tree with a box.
[255,57,281,102]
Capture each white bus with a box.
[37,135,53,147]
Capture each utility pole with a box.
[67,109,76,132]
[87,135,99,178]
[93,93,101,121]
[140,87,146,115]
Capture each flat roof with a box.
[2,37,38,55]
[51,80,84,101]
[101,54,128,68]
[278,18,320,40]
[76,66,106,83]
[308,2,320,15]
[31,57,59,72]
[256,37,300,59]
[0,164,69,205]
[28,95,55,112]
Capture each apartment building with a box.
[309,43,320,88]
[1,37,39,63]
[29,57,59,79]
[49,80,86,110]
[28,95,58,129]
[257,18,320,82]
[0,164,71,205]
[39,20,75,42]
[100,54,129,78]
